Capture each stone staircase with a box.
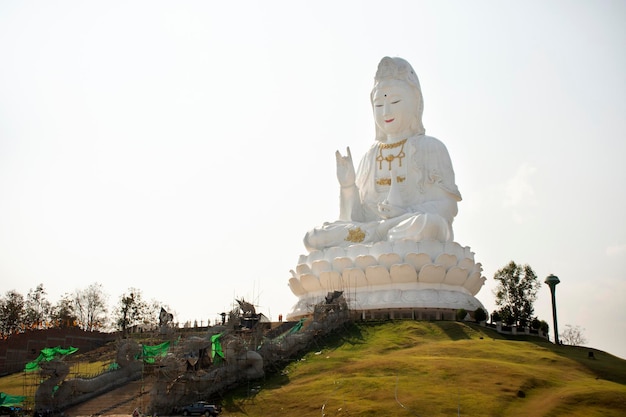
[63,378,153,416]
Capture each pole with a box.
[544,274,560,345]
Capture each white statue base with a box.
[287,239,486,319]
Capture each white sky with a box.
[1,1,625,358]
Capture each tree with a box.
[51,293,78,328]
[0,290,25,337]
[115,288,148,336]
[493,261,540,327]
[74,283,108,331]
[560,324,587,346]
[24,283,52,330]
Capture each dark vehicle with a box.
[0,406,22,417]
[180,401,221,416]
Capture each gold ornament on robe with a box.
[345,227,366,243]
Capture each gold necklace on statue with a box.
[376,138,407,170]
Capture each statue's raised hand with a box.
[335,147,356,188]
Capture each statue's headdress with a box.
[371,57,425,139]
[374,56,421,91]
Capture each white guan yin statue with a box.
[288,57,486,319]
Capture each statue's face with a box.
[372,80,418,140]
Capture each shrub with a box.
[491,311,501,323]
[474,308,487,323]
[456,309,467,321]
[531,317,541,330]
[500,309,516,326]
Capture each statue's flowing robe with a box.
[354,134,461,223]
[304,134,461,250]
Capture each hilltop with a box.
[220,321,626,417]
[2,321,625,416]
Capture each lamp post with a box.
[545,274,560,344]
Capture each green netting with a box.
[108,362,120,370]
[0,392,26,406]
[140,341,170,364]
[211,333,224,363]
[24,346,79,372]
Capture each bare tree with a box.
[560,324,588,346]
[0,290,25,337]
[74,283,108,331]
[148,300,174,329]
[50,292,79,328]
[24,283,52,330]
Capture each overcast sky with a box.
[1,1,625,358]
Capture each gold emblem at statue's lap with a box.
[345,227,366,243]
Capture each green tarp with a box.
[0,392,26,406]
[24,346,79,372]
[140,341,170,364]
[210,333,224,362]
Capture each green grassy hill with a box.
[222,321,626,417]
[1,321,624,416]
